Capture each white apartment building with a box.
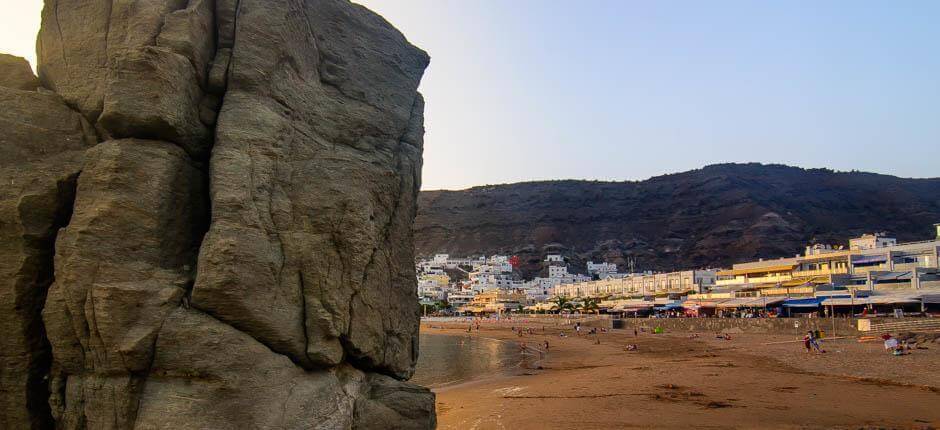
[849,233,897,251]
[548,265,569,278]
[520,280,552,302]
[587,261,618,276]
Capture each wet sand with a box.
[422,322,940,429]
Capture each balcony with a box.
[760,286,814,296]
[716,273,792,287]
[792,267,848,277]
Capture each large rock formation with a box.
[1,0,433,428]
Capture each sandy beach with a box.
[422,321,940,429]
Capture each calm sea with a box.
[411,333,520,388]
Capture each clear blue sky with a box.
[3,1,938,190]
[362,0,940,189]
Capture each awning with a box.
[782,298,823,308]
[615,300,653,311]
[716,297,785,308]
[822,296,920,306]
[654,303,683,310]
[875,272,913,281]
[682,299,727,308]
[746,297,785,307]
[852,255,887,265]
[716,298,754,308]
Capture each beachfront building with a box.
[447,292,475,309]
[714,229,940,297]
[459,289,527,314]
[552,270,717,299]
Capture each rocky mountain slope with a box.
[416,164,940,277]
[0,1,433,429]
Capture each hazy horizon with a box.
[2,1,938,190]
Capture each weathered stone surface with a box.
[354,373,437,430]
[42,139,205,426]
[193,0,430,379]
[0,87,93,430]
[136,308,360,429]
[155,0,215,86]
[97,47,210,158]
[206,48,231,95]
[0,54,39,90]
[5,0,433,428]
[37,0,192,120]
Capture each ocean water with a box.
[411,333,520,388]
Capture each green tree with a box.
[550,295,576,314]
[579,297,600,314]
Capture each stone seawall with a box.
[618,317,861,335]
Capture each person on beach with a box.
[803,333,812,352]
[807,331,821,352]
[544,340,549,351]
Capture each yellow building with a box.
[459,289,527,314]
[552,270,716,299]
[419,273,450,286]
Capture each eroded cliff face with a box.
[1,1,433,429]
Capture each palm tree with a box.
[579,297,600,315]
[550,295,576,314]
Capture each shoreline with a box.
[416,330,542,391]
[421,322,940,429]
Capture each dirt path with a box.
[424,324,940,429]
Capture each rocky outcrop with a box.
[191,0,429,379]
[1,1,432,429]
[0,82,94,430]
[0,54,39,90]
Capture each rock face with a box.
[0,54,40,90]
[416,164,940,278]
[1,1,432,429]
[0,78,95,430]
